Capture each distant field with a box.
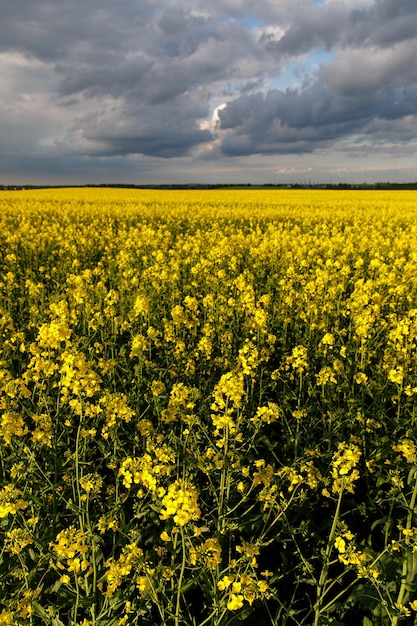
[1,188,417,625]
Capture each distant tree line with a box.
[2,182,417,191]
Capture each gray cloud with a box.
[0,0,158,61]
[218,66,417,157]
[349,0,417,47]
[77,89,214,158]
[261,3,349,56]
[216,0,417,158]
[263,0,417,57]
[1,0,417,181]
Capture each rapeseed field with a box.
[1,188,417,625]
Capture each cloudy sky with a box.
[2,0,417,184]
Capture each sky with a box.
[1,0,417,185]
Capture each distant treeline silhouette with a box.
[2,182,417,191]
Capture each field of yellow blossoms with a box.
[2,187,417,625]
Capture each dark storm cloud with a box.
[349,0,417,47]
[218,87,360,156]
[1,0,417,178]
[0,1,147,68]
[79,90,213,158]
[1,0,241,158]
[260,3,348,56]
[263,0,417,57]
[216,0,417,158]
[57,56,154,100]
[37,1,263,158]
[56,5,259,102]
[218,38,417,157]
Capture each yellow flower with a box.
[353,372,368,385]
[389,366,404,385]
[257,580,269,592]
[227,593,244,611]
[189,537,222,569]
[287,345,308,373]
[251,403,280,424]
[0,412,29,445]
[4,528,32,554]
[136,575,151,593]
[393,439,417,463]
[0,485,29,518]
[211,371,245,411]
[331,442,362,494]
[394,603,411,617]
[50,526,88,560]
[79,472,103,495]
[218,575,234,591]
[159,480,201,526]
[133,294,150,317]
[334,536,346,553]
[0,609,16,625]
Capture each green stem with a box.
[392,468,417,625]
[218,421,229,533]
[320,575,357,613]
[175,526,187,626]
[85,493,98,624]
[197,607,228,626]
[313,488,344,626]
[74,420,83,505]
[73,571,80,625]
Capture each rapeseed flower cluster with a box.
[159,479,201,526]
[104,543,144,597]
[330,442,362,494]
[189,537,222,568]
[0,484,29,518]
